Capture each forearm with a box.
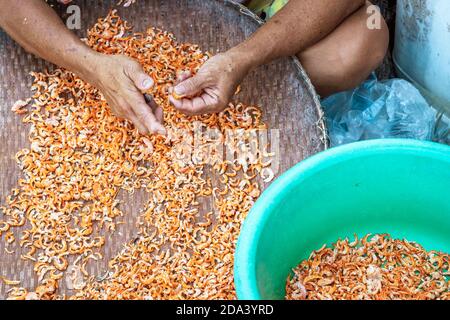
[0,0,98,79]
[233,0,365,68]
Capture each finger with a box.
[169,71,192,102]
[152,107,164,124]
[114,96,149,134]
[122,105,149,134]
[174,73,207,98]
[129,115,149,134]
[170,93,211,116]
[176,70,192,84]
[152,104,164,124]
[192,94,220,114]
[108,96,132,120]
[144,93,159,111]
[169,95,183,109]
[144,93,164,124]
[126,61,154,92]
[123,85,165,134]
[174,98,195,116]
[133,100,166,135]
[153,107,164,123]
[180,90,222,115]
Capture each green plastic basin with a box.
[234,139,450,300]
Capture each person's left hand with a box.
[169,50,252,116]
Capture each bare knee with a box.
[299,3,389,97]
[336,7,389,88]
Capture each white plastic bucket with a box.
[394,0,450,114]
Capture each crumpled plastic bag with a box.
[434,112,450,145]
[322,76,437,147]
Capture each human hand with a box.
[169,50,252,116]
[88,54,165,135]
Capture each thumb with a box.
[129,64,154,92]
[174,74,207,98]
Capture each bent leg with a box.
[297,2,389,97]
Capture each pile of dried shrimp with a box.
[286,234,450,300]
[1,10,273,300]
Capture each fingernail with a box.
[157,126,167,135]
[142,78,153,90]
[149,123,165,135]
[174,84,186,96]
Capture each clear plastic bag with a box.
[322,75,437,147]
[434,112,450,145]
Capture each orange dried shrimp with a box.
[1,10,272,300]
[286,234,450,300]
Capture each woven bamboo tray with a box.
[0,0,326,298]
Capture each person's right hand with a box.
[169,50,252,116]
[87,54,166,135]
